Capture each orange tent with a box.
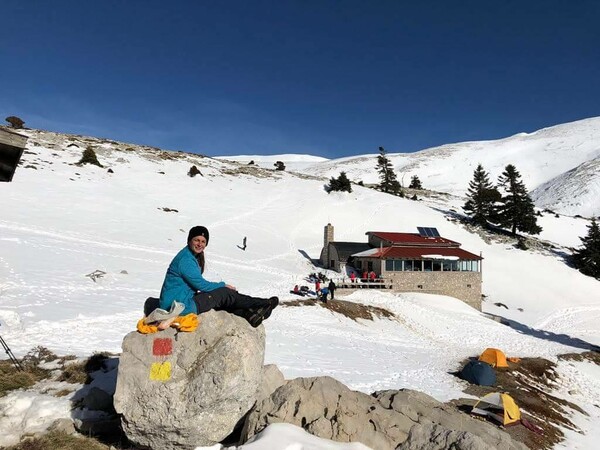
[479,348,509,368]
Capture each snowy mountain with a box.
[287,117,600,217]
[1,124,599,448]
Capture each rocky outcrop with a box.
[397,423,501,450]
[242,377,527,450]
[256,364,286,404]
[114,310,265,450]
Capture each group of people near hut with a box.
[292,279,336,303]
[349,270,378,283]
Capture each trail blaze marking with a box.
[153,338,173,356]
[150,362,171,381]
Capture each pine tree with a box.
[463,164,501,227]
[408,175,423,189]
[77,147,103,168]
[376,146,401,194]
[573,219,600,279]
[5,116,25,129]
[496,164,541,236]
[327,171,352,193]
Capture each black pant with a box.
[193,287,269,314]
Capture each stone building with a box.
[320,224,483,310]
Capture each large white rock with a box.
[114,310,265,450]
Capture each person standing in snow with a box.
[320,287,329,303]
[159,226,278,327]
[328,280,336,300]
[350,272,356,283]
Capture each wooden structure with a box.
[0,128,28,182]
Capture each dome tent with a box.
[460,360,496,386]
[479,348,509,368]
[472,392,521,426]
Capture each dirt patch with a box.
[4,430,112,450]
[282,298,395,321]
[452,356,587,450]
[559,350,600,365]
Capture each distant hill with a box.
[289,117,600,217]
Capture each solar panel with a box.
[417,227,440,238]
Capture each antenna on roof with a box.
[417,227,440,238]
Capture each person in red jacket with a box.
[369,271,376,282]
[350,272,356,283]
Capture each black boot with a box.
[246,297,279,327]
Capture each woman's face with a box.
[189,235,207,254]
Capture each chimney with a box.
[322,223,334,267]
[324,223,334,248]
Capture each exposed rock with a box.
[48,418,76,435]
[256,364,286,404]
[373,390,526,450]
[397,423,498,450]
[242,378,527,450]
[114,310,265,449]
[242,376,412,449]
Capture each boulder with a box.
[397,423,499,450]
[256,364,286,404]
[373,390,526,450]
[114,310,265,449]
[241,376,414,449]
[242,378,527,450]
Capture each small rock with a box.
[48,418,76,435]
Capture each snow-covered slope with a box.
[532,156,600,217]
[293,117,600,217]
[215,154,329,172]
[1,126,599,448]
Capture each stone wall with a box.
[384,271,482,309]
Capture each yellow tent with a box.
[479,348,509,368]
[472,392,521,426]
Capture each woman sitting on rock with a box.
[159,226,278,327]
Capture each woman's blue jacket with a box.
[159,246,225,315]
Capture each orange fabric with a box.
[137,313,199,334]
[507,357,521,363]
[479,348,509,368]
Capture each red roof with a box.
[367,232,459,247]
[370,246,482,260]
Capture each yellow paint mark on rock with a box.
[150,362,171,381]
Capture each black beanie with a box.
[188,226,209,244]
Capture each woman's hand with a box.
[225,284,237,291]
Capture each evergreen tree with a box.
[408,175,423,189]
[463,164,501,227]
[5,116,25,129]
[327,171,352,193]
[496,164,541,236]
[77,147,103,168]
[376,146,401,194]
[573,219,600,279]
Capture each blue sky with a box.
[1,1,599,158]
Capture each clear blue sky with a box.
[2,1,599,158]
